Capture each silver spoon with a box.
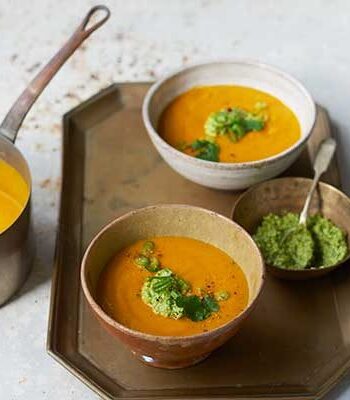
[299,137,336,224]
[280,137,336,246]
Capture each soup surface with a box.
[0,159,29,233]
[97,236,249,336]
[158,85,301,163]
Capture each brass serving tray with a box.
[47,83,350,400]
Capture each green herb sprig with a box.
[176,294,219,321]
[191,139,219,162]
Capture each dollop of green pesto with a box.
[254,213,348,270]
[139,241,224,321]
[178,103,267,162]
[254,213,314,269]
[204,106,266,143]
[308,215,348,267]
[141,268,190,319]
[141,267,221,321]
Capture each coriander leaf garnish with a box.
[203,294,220,312]
[191,139,219,162]
[176,294,219,322]
[176,295,206,321]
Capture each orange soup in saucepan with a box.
[97,237,249,336]
[0,159,29,234]
[158,85,301,163]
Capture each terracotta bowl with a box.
[142,60,316,190]
[232,177,350,280]
[81,205,264,369]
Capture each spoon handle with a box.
[299,138,336,224]
[0,5,110,143]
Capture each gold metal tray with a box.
[47,83,350,399]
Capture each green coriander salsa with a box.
[254,213,348,270]
[177,105,267,162]
[136,242,226,321]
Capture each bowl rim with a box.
[81,204,265,343]
[231,176,350,274]
[142,59,317,171]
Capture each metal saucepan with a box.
[0,6,110,306]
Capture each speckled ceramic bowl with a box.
[81,205,264,369]
[142,60,316,190]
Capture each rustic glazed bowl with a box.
[142,60,316,190]
[81,205,264,369]
[232,177,350,280]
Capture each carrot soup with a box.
[97,236,249,336]
[158,85,301,163]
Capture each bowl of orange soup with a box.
[81,205,264,369]
[142,60,316,189]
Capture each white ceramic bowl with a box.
[142,60,316,190]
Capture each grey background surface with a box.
[0,0,349,398]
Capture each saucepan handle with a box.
[0,5,110,143]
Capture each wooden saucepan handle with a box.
[0,5,110,143]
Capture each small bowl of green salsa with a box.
[232,177,350,280]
